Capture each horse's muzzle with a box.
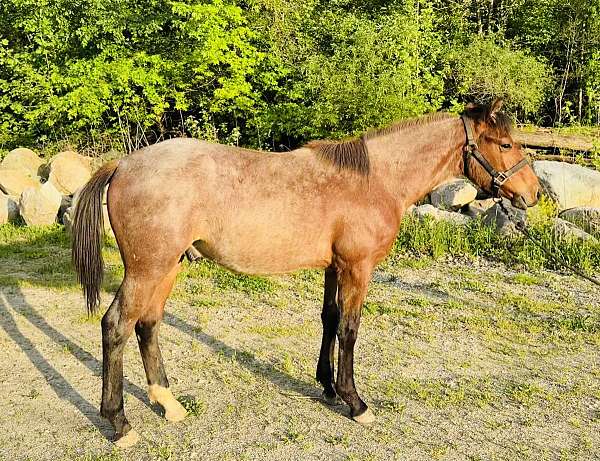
[511,194,528,210]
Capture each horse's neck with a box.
[367,117,465,212]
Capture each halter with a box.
[460,114,528,198]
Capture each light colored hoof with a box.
[148,384,187,423]
[164,401,187,422]
[353,408,376,425]
[114,429,140,448]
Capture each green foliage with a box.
[251,1,446,141]
[177,395,206,416]
[390,215,600,273]
[0,0,598,150]
[508,0,600,124]
[446,36,553,116]
[0,0,264,149]
[181,258,276,294]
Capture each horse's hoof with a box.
[114,429,140,448]
[148,385,187,422]
[352,408,375,425]
[164,401,187,422]
[321,391,340,406]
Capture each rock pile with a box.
[409,161,600,242]
[0,147,93,227]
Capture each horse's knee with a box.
[135,318,158,341]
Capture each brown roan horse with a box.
[72,99,540,447]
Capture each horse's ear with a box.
[487,98,504,121]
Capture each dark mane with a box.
[363,112,455,140]
[306,137,370,175]
[306,103,512,175]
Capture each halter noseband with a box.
[460,114,528,198]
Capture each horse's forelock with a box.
[464,103,513,138]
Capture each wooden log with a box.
[529,154,593,166]
[515,129,596,152]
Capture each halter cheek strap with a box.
[460,114,528,198]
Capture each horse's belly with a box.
[195,228,333,275]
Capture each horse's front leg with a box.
[316,266,339,404]
[335,260,375,424]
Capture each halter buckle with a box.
[494,172,509,186]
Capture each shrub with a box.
[445,36,553,116]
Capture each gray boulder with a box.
[553,218,597,243]
[533,161,600,210]
[63,204,114,238]
[0,168,41,196]
[0,193,19,224]
[19,182,62,226]
[47,151,92,195]
[62,207,74,234]
[1,148,44,177]
[482,198,526,235]
[59,195,73,221]
[412,204,472,225]
[559,207,600,237]
[430,179,478,211]
[463,198,496,218]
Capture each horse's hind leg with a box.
[316,267,339,404]
[100,281,143,447]
[101,272,167,447]
[136,265,187,422]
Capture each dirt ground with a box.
[0,256,599,461]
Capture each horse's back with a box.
[107,138,336,272]
[107,137,393,275]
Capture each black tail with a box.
[72,160,119,315]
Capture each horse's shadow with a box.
[0,284,345,444]
[162,311,348,416]
[0,287,114,439]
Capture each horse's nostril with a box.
[536,189,542,200]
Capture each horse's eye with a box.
[500,143,512,150]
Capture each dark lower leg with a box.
[135,319,168,388]
[137,266,187,422]
[100,290,135,438]
[336,313,368,417]
[316,267,339,399]
[335,264,371,419]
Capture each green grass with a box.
[511,273,542,285]
[1,212,599,296]
[2,221,599,459]
[177,395,206,416]
[389,214,600,273]
[179,259,276,295]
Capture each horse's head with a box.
[462,99,540,209]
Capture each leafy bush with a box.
[256,5,445,141]
[0,0,264,149]
[0,0,594,151]
[445,36,553,116]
